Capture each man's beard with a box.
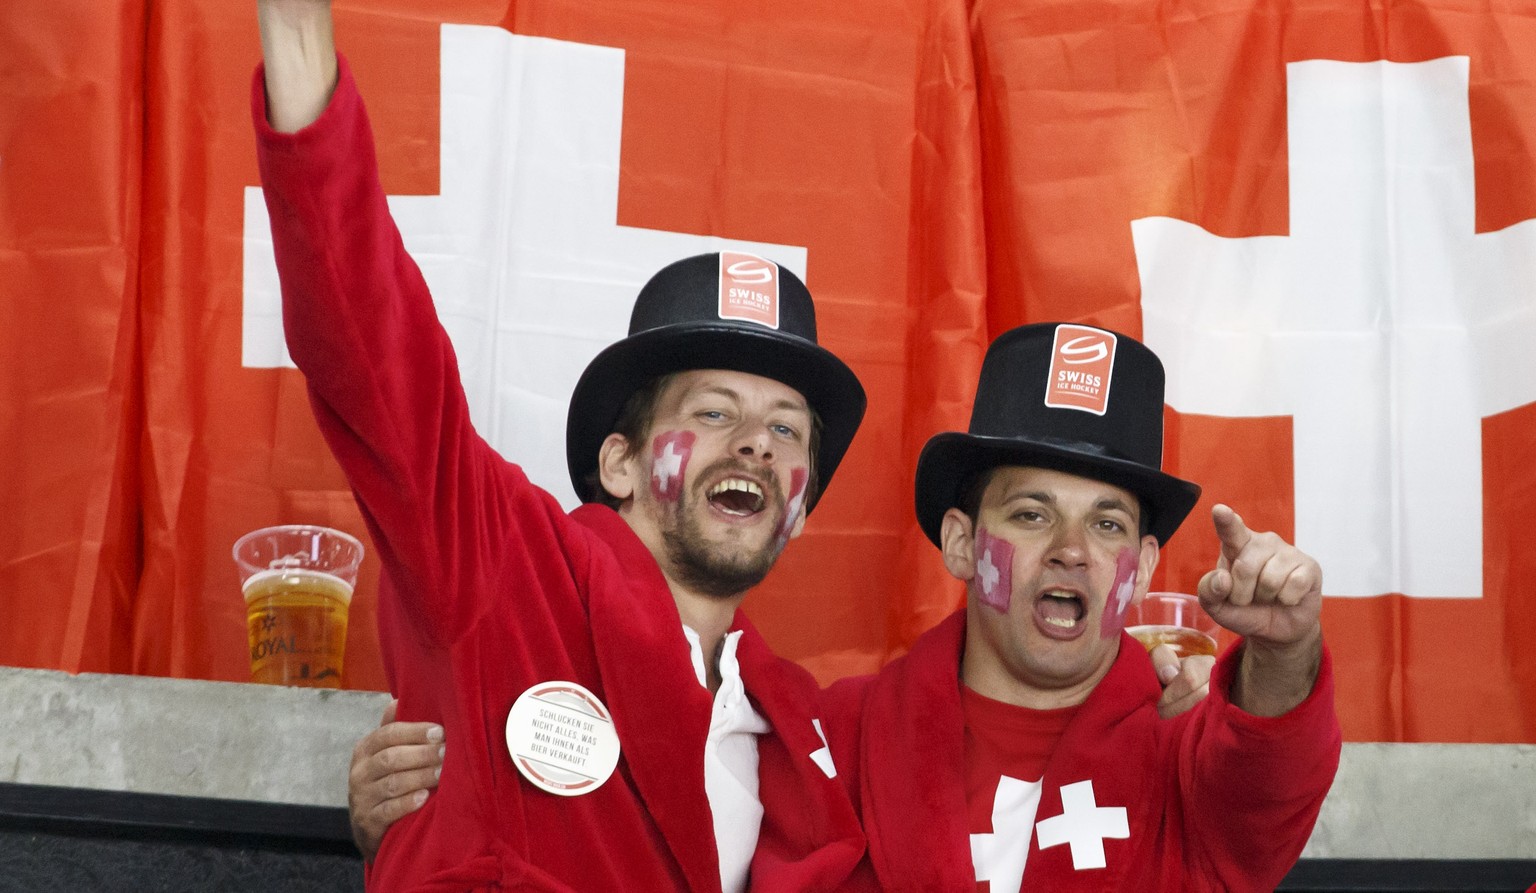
[660,463,788,598]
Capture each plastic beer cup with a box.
[232,525,363,688]
[1126,592,1219,659]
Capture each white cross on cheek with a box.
[976,547,1001,598]
[1034,780,1129,871]
[969,775,1043,893]
[655,442,684,491]
[1112,576,1134,617]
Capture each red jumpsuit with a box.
[820,611,1341,892]
[252,59,864,892]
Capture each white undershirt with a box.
[683,625,770,893]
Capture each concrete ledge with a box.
[1304,741,1536,859]
[0,667,389,807]
[0,666,1531,859]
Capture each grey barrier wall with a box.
[0,666,1532,890]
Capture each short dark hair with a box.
[955,466,1152,537]
[583,372,824,509]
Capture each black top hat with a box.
[567,252,867,511]
[914,322,1200,547]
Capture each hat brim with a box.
[914,433,1201,548]
[567,323,866,511]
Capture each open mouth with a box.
[1036,590,1086,630]
[707,478,766,516]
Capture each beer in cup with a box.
[232,525,363,688]
[1126,592,1219,660]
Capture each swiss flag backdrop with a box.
[1,0,1532,743]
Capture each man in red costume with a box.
[346,322,1330,892]
[818,322,1341,891]
[253,2,867,889]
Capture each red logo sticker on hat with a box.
[718,251,780,329]
[1045,324,1116,415]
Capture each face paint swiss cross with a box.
[773,467,808,548]
[650,431,695,502]
[1100,547,1139,639]
[971,526,1015,613]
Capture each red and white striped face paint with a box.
[1100,546,1139,639]
[650,430,696,503]
[970,526,1015,613]
[773,467,809,548]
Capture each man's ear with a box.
[1128,534,1162,608]
[939,508,977,582]
[597,433,639,502]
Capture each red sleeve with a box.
[1181,641,1343,890]
[251,58,571,645]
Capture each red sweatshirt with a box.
[820,611,1341,892]
[252,58,863,892]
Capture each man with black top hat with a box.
[818,321,1341,891]
[350,321,1336,889]
[252,2,865,890]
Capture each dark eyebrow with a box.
[694,385,743,402]
[996,489,1135,519]
[692,386,809,416]
[1096,496,1137,517]
[998,489,1054,506]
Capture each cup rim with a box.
[1128,590,1217,635]
[232,524,365,578]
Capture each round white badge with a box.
[505,681,622,797]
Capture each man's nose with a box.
[1046,525,1089,568]
[733,425,773,461]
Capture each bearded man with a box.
[253,2,867,889]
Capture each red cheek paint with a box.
[1101,547,1139,639]
[970,527,1014,613]
[774,467,809,547]
[650,431,696,502]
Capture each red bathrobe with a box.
[820,611,1341,892]
[253,58,864,892]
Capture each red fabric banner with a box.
[0,0,145,675]
[1,0,1532,744]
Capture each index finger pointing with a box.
[1211,504,1252,562]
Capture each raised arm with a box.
[257,0,338,132]
[1198,504,1323,716]
[250,5,569,644]
[1179,505,1338,888]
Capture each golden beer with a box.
[243,568,353,688]
[1126,624,1218,660]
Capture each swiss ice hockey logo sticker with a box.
[718,251,780,329]
[1045,325,1116,415]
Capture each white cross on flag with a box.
[973,1,1536,743]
